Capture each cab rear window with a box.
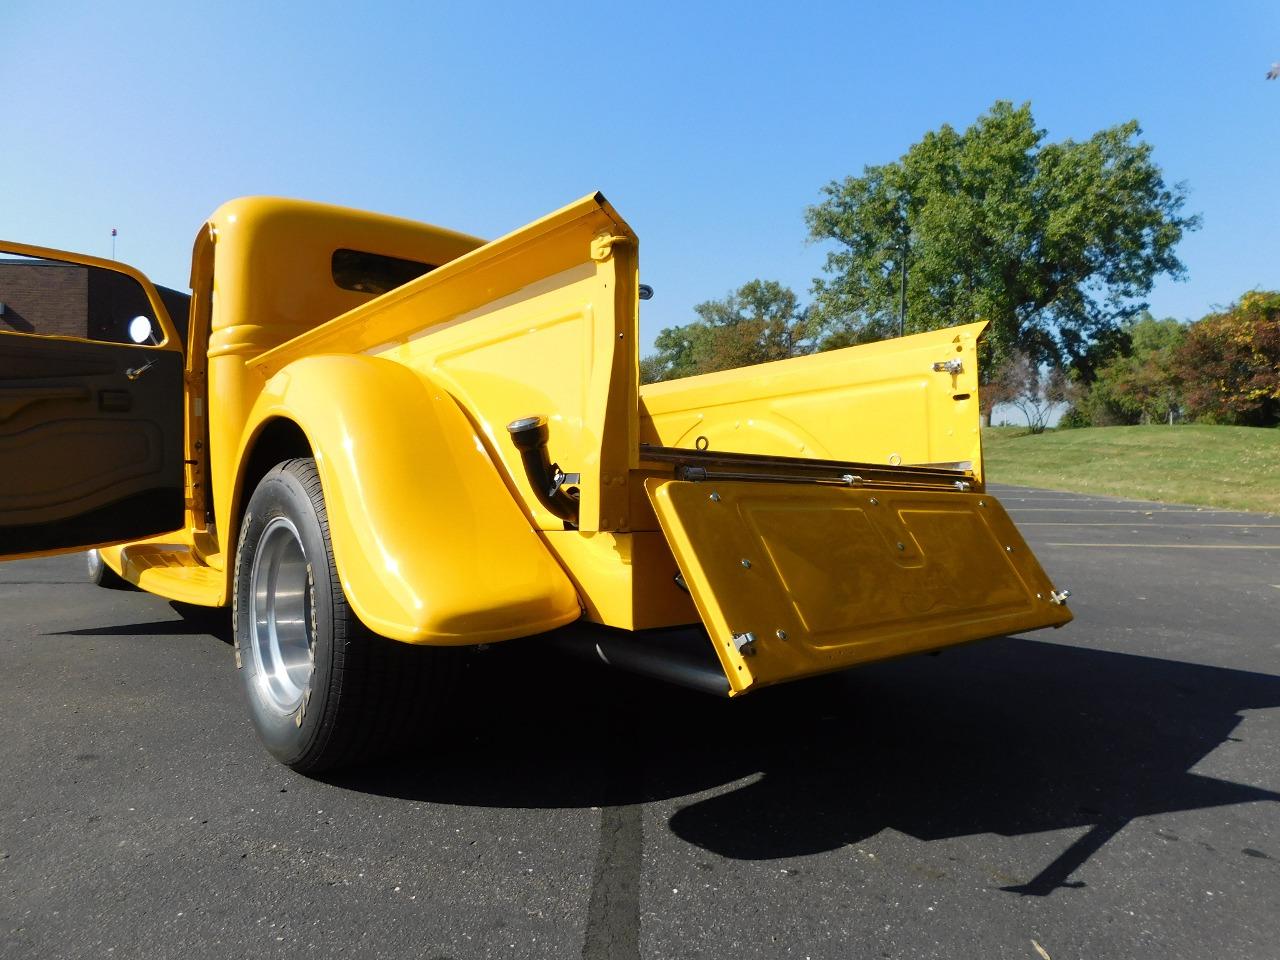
[331,249,435,295]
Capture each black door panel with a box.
[0,334,184,554]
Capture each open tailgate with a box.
[646,473,1072,695]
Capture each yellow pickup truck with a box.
[0,194,1070,772]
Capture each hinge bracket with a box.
[590,233,630,263]
[732,632,757,656]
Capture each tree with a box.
[986,351,1074,434]
[1081,313,1186,425]
[805,101,1198,384]
[641,280,813,383]
[1173,291,1280,426]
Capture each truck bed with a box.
[241,192,1070,693]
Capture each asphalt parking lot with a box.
[2,485,1278,960]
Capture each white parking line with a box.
[1008,507,1244,515]
[987,489,1175,505]
[1019,522,1280,528]
[998,499,1162,506]
[1045,542,1280,550]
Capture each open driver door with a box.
[0,242,185,558]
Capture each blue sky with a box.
[2,1,1276,352]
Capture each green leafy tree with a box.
[1173,291,1280,425]
[641,280,813,383]
[805,101,1198,386]
[1082,313,1186,425]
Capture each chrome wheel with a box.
[248,516,315,714]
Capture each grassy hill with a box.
[982,424,1280,514]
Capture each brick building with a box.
[0,257,189,345]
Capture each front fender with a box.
[238,354,581,644]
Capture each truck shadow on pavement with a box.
[51,601,233,642]
[330,635,1280,897]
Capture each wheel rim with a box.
[248,516,315,714]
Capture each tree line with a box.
[640,101,1280,428]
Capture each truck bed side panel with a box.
[249,194,639,536]
[639,322,987,483]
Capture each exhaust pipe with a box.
[545,623,731,697]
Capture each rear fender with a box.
[235,354,580,644]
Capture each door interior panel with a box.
[0,333,184,554]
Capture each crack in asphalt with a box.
[582,801,643,960]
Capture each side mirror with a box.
[128,315,155,344]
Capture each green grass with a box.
[982,424,1280,514]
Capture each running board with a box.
[101,540,226,606]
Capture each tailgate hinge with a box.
[590,232,631,262]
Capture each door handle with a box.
[99,389,132,412]
[126,359,156,380]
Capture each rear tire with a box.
[86,549,134,590]
[233,458,458,773]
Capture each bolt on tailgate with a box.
[645,477,1072,695]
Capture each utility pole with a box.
[898,242,907,337]
[111,228,117,260]
[881,239,910,338]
